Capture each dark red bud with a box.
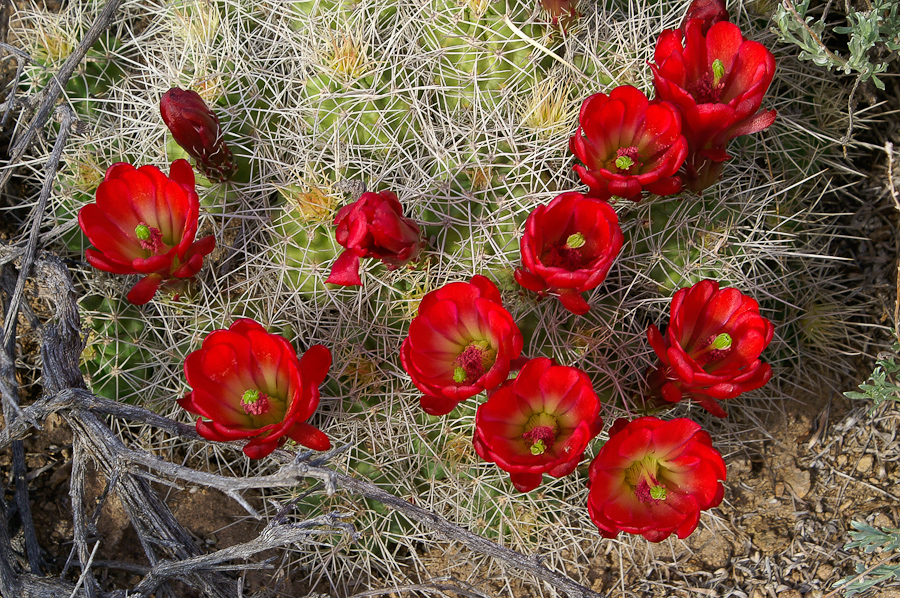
[680,0,730,34]
[160,87,237,183]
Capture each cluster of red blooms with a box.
[570,0,776,196]
[73,0,778,543]
[398,271,769,540]
[393,0,776,540]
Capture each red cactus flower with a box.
[179,319,332,459]
[400,275,523,416]
[646,279,774,418]
[651,20,777,192]
[680,0,729,34]
[587,417,726,542]
[569,85,688,203]
[160,87,237,182]
[473,357,603,492]
[326,190,423,286]
[514,192,624,315]
[77,160,216,305]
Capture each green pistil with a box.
[453,367,467,383]
[135,224,151,240]
[650,485,667,500]
[522,420,557,456]
[615,155,634,170]
[241,389,270,416]
[711,59,725,87]
[565,232,586,249]
[711,333,732,350]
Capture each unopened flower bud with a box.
[160,87,237,183]
[680,0,730,35]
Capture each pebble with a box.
[857,454,874,474]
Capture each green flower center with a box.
[565,232,586,249]
[135,222,164,254]
[611,146,641,173]
[522,413,558,455]
[691,332,734,366]
[626,457,668,504]
[241,389,270,416]
[710,333,732,350]
[711,59,725,88]
[614,155,633,170]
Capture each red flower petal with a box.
[126,274,164,305]
[587,417,725,541]
[287,421,331,451]
[644,279,773,416]
[326,251,363,286]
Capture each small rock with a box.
[837,454,847,467]
[778,590,802,598]
[816,564,833,580]
[874,513,892,528]
[784,467,811,498]
[857,454,874,474]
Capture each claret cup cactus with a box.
[9,0,865,588]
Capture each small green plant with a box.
[843,339,900,413]
[834,521,900,596]
[773,0,900,90]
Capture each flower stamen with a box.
[453,340,496,385]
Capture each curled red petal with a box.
[326,251,363,286]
